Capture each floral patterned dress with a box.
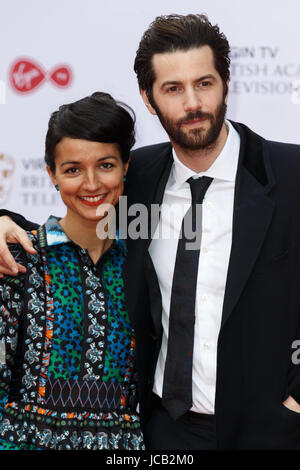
[0,216,144,450]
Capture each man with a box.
[1,14,300,449]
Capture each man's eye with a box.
[167,86,181,93]
[199,81,211,87]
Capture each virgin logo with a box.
[9,58,72,93]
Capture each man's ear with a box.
[140,89,157,116]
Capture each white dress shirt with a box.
[148,121,240,414]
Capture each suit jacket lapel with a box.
[146,148,173,247]
[220,122,276,329]
[123,143,173,326]
[144,146,173,335]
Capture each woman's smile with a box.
[78,193,108,206]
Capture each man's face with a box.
[142,46,228,151]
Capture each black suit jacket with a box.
[124,121,300,449]
[3,121,300,449]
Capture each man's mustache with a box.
[177,110,213,126]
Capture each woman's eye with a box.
[65,167,79,174]
[100,162,114,169]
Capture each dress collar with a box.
[38,215,126,255]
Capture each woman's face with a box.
[47,137,128,222]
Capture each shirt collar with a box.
[171,120,240,188]
[39,215,126,255]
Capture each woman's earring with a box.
[123,176,126,183]
[55,184,59,192]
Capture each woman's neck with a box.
[59,212,113,264]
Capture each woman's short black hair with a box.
[45,91,136,173]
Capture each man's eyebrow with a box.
[160,80,181,90]
[195,74,217,82]
[160,74,217,89]
[60,156,119,167]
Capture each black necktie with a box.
[161,176,213,420]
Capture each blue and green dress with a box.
[0,216,144,450]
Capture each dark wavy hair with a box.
[134,14,231,105]
[45,92,136,173]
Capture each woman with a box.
[0,92,145,450]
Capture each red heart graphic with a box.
[50,66,72,87]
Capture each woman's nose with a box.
[83,171,101,192]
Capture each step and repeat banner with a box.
[0,0,299,223]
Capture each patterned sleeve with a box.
[0,244,25,415]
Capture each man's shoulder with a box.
[130,142,171,169]
[264,138,300,158]
[233,120,300,168]
[126,141,172,197]
[262,137,300,176]
[131,141,171,157]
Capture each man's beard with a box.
[154,100,227,151]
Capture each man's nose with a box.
[183,88,201,113]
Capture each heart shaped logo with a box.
[10,58,72,93]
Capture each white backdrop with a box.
[0,0,299,223]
